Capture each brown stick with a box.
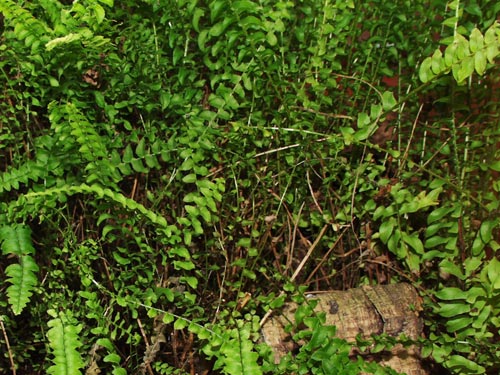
[0,316,16,375]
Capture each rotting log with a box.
[261,283,428,375]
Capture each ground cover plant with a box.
[0,0,499,374]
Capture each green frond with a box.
[49,101,108,162]
[0,0,52,51]
[5,255,39,315]
[0,225,39,315]
[213,320,263,375]
[0,224,35,256]
[46,311,84,375]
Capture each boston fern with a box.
[46,310,85,375]
[0,224,39,315]
[1,0,500,374]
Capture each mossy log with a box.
[261,283,428,375]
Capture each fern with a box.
[49,101,108,162]
[46,310,84,375]
[210,319,263,375]
[0,224,39,315]
[419,22,500,84]
[0,0,52,51]
[0,145,58,194]
[5,183,171,229]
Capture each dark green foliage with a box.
[1,0,500,374]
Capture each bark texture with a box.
[261,283,428,375]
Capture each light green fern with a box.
[207,319,263,375]
[0,225,39,315]
[0,0,52,51]
[46,310,84,375]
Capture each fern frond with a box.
[215,320,263,375]
[0,0,52,50]
[0,225,39,315]
[5,255,39,315]
[0,224,35,256]
[7,184,170,229]
[0,132,75,195]
[49,101,108,162]
[46,310,84,375]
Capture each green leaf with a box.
[112,251,130,265]
[430,49,444,74]
[357,112,371,128]
[456,55,475,83]
[445,355,485,374]
[405,253,421,272]
[173,260,195,270]
[489,160,500,172]
[209,18,233,37]
[464,257,483,276]
[185,205,199,217]
[425,235,450,249]
[435,287,467,300]
[437,302,470,317]
[174,318,188,330]
[94,91,106,108]
[198,30,209,51]
[97,0,113,6]
[419,57,435,83]
[199,206,212,223]
[401,232,424,254]
[48,76,60,87]
[445,316,474,332]
[232,0,258,14]
[182,173,197,183]
[381,91,397,111]
[438,259,465,280]
[168,246,190,260]
[486,258,500,289]
[469,28,483,53]
[379,218,395,244]
[103,353,121,363]
[192,8,204,32]
[163,313,175,324]
[217,323,263,375]
[427,206,454,224]
[479,220,496,243]
[92,3,106,24]
[181,276,198,289]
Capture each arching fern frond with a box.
[0,224,39,315]
[46,310,84,375]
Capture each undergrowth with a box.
[1,0,499,374]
